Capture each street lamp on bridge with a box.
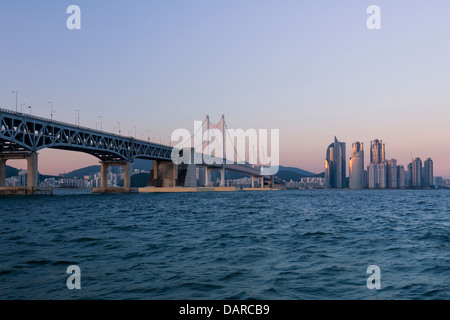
[116,121,121,135]
[98,116,103,131]
[75,109,80,126]
[11,91,18,112]
[48,101,54,121]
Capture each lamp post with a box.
[75,109,80,126]
[20,103,26,113]
[28,105,32,115]
[98,116,103,131]
[48,101,54,120]
[11,91,18,112]
[146,130,150,142]
[116,121,121,135]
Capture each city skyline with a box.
[329,136,437,189]
[2,1,450,176]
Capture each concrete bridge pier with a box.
[0,152,51,195]
[0,160,6,187]
[147,160,178,188]
[27,152,38,188]
[0,152,39,188]
[205,167,210,187]
[97,160,132,193]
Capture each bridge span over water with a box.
[0,108,273,193]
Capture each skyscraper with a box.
[423,158,434,188]
[387,159,398,188]
[349,142,364,189]
[378,162,387,189]
[397,165,405,189]
[368,139,386,189]
[406,163,413,188]
[325,136,346,189]
[368,163,378,189]
[412,158,423,188]
[370,139,385,164]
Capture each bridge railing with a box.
[0,107,169,148]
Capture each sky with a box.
[1,0,450,176]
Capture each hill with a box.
[6,165,19,178]
[65,165,101,178]
[278,166,316,177]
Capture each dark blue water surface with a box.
[0,190,449,300]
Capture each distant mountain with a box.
[314,172,325,178]
[65,165,101,178]
[133,159,153,171]
[6,166,19,178]
[273,166,318,182]
[275,170,308,182]
[278,166,316,177]
[64,161,153,178]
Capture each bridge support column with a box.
[260,177,264,189]
[0,160,6,187]
[101,162,108,189]
[251,176,255,188]
[27,152,38,188]
[221,167,225,187]
[152,161,159,180]
[205,167,210,187]
[146,160,178,188]
[123,162,131,189]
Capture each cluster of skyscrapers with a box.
[325,137,434,189]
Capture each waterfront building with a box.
[423,158,434,188]
[325,136,346,189]
[370,139,385,164]
[387,159,398,188]
[397,165,405,189]
[349,142,364,189]
[368,163,378,189]
[412,158,423,188]
[378,162,387,189]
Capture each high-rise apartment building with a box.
[349,142,364,189]
[412,158,423,188]
[423,158,434,188]
[378,162,387,189]
[370,139,385,164]
[368,163,378,189]
[397,165,405,189]
[325,137,346,189]
[387,159,398,188]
